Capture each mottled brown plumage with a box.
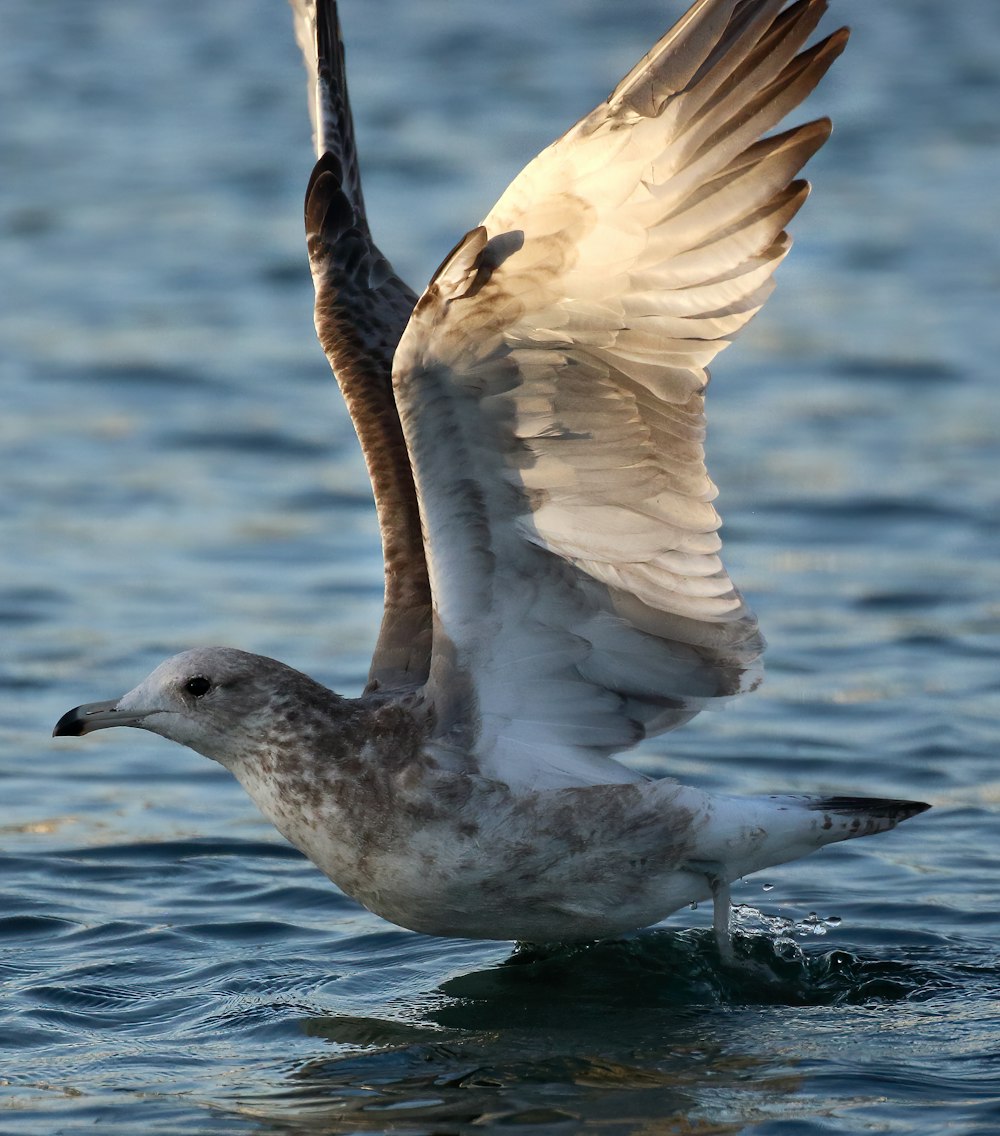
[297,1,431,693]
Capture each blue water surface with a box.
[2,1,999,1132]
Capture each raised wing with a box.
[394,0,848,789]
[292,0,432,691]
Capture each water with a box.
[2,0,999,1131]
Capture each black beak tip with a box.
[52,707,87,738]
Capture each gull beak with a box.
[52,699,150,737]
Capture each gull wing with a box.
[393,0,848,789]
[292,0,432,691]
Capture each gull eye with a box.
[184,675,212,698]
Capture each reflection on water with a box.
[220,932,980,1133]
[2,827,995,1132]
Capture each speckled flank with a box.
[232,696,707,941]
[237,709,866,942]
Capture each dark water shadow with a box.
[433,926,952,1020]
[221,929,961,1134]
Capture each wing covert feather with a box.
[394,0,846,789]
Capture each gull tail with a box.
[800,794,931,831]
[669,785,930,899]
[724,792,931,877]
[674,790,930,964]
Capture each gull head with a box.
[52,646,339,769]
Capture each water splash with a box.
[732,903,845,940]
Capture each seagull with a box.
[54,0,928,955]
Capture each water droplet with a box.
[761,883,774,892]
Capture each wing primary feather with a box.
[297,2,432,691]
[391,0,847,788]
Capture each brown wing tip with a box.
[809,26,851,77]
[828,26,852,53]
[305,153,360,254]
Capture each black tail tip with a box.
[808,796,931,822]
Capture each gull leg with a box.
[689,862,783,985]
[710,875,735,965]
[684,859,735,963]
